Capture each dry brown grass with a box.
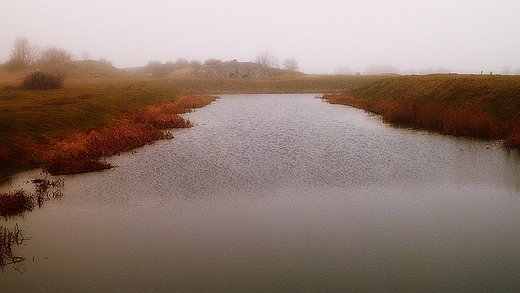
[324,95,504,139]
[324,94,503,139]
[41,95,216,175]
[324,75,520,148]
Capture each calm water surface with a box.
[2,94,520,292]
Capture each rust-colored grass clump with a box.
[42,95,216,175]
[0,191,34,219]
[0,179,63,219]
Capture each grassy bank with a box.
[0,81,196,179]
[41,95,216,175]
[323,74,520,147]
[0,74,384,180]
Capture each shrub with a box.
[38,46,73,66]
[21,71,64,90]
[3,59,29,72]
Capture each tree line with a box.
[2,37,74,73]
[2,38,300,79]
[145,51,299,78]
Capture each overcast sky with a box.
[1,0,520,74]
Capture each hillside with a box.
[161,74,385,94]
[0,60,135,86]
[64,60,134,82]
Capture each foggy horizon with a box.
[2,0,520,75]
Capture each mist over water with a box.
[2,94,520,292]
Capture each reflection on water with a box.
[2,94,520,292]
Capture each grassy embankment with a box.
[159,74,385,94]
[1,73,385,180]
[324,74,520,147]
[0,81,215,179]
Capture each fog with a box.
[1,0,520,74]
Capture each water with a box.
[2,94,520,292]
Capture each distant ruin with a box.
[191,60,271,79]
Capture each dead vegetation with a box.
[0,179,63,272]
[0,224,25,272]
[323,75,520,147]
[0,179,63,219]
[0,191,34,219]
[21,71,65,90]
[41,95,216,175]
[324,94,502,139]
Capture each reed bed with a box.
[0,191,34,219]
[0,179,63,219]
[42,95,216,175]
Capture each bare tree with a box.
[6,37,39,71]
[146,60,170,78]
[190,60,202,68]
[255,50,278,68]
[38,46,73,66]
[282,58,299,71]
[99,58,112,66]
[81,51,92,61]
[203,58,223,66]
[174,58,190,67]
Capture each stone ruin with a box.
[191,60,271,79]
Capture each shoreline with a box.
[0,93,216,181]
[322,75,520,148]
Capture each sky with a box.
[1,0,520,74]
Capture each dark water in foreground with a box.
[2,94,520,292]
